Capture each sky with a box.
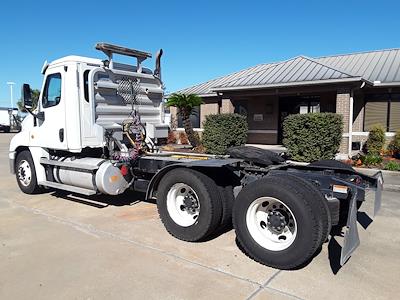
[0,0,400,107]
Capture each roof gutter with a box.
[372,82,400,87]
[165,92,218,98]
[211,77,368,92]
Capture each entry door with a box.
[30,67,67,150]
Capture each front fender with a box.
[9,130,31,152]
[9,131,31,174]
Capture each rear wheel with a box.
[157,168,223,242]
[233,175,327,269]
[15,150,41,194]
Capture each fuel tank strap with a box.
[40,158,100,171]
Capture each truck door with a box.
[30,67,67,150]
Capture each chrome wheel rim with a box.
[17,160,32,187]
[246,197,297,251]
[166,183,200,227]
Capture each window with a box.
[364,94,399,132]
[177,106,201,128]
[389,94,400,132]
[83,70,90,102]
[42,73,62,108]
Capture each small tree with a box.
[366,124,385,155]
[17,88,40,112]
[166,93,203,147]
[282,113,343,162]
[203,114,248,155]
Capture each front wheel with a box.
[233,175,327,269]
[15,150,41,194]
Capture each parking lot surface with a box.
[1,133,399,299]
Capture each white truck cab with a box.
[10,43,167,195]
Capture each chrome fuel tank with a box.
[53,157,129,195]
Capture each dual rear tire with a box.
[156,168,224,242]
[233,174,330,269]
[156,168,331,269]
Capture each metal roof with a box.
[174,63,276,97]
[213,56,363,91]
[175,48,400,95]
[315,49,400,85]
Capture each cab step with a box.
[39,181,97,196]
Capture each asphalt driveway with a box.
[1,133,399,299]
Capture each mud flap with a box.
[374,172,383,216]
[340,189,360,266]
[339,171,383,266]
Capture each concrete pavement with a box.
[1,133,399,299]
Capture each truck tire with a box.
[217,184,235,229]
[309,159,354,171]
[15,150,41,194]
[233,175,328,269]
[157,168,223,242]
[280,174,331,243]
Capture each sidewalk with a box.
[355,167,400,192]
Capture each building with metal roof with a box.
[171,48,400,157]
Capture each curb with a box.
[383,184,400,192]
[354,167,400,177]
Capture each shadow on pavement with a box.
[50,189,149,208]
[328,237,343,274]
[357,211,373,229]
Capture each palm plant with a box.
[166,93,203,147]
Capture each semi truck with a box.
[0,107,18,132]
[9,43,383,269]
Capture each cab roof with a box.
[49,55,103,67]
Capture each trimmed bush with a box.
[361,154,383,166]
[366,124,385,155]
[384,161,400,171]
[282,113,343,162]
[203,113,248,155]
[388,129,400,154]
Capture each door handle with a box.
[59,129,64,142]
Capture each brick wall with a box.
[168,99,220,129]
[200,102,219,127]
[221,98,234,113]
[336,89,350,155]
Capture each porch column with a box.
[169,106,178,128]
[200,102,219,128]
[221,98,234,114]
[336,89,352,157]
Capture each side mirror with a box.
[22,84,33,108]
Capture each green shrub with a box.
[282,113,343,162]
[203,113,248,155]
[384,161,400,171]
[366,124,385,155]
[361,154,383,166]
[388,130,400,153]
